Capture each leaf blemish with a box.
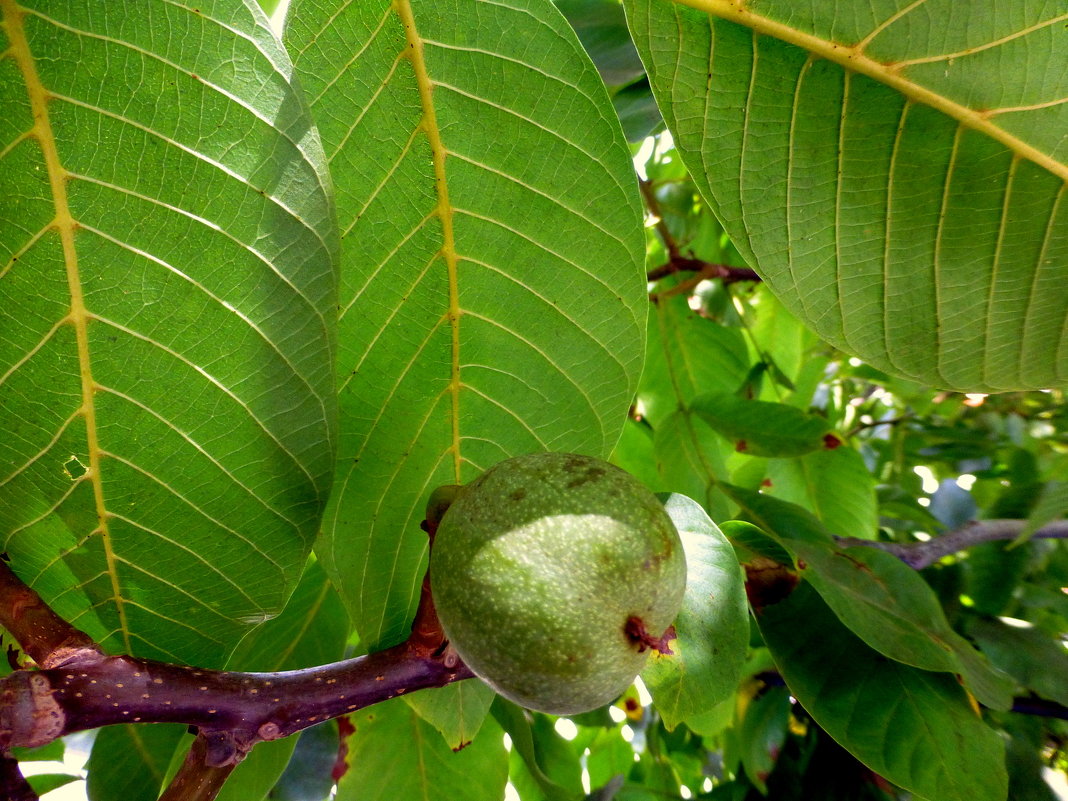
[62,455,88,480]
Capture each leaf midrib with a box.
[672,0,1068,182]
[396,0,463,484]
[3,0,131,650]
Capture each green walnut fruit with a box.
[430,452,686,715]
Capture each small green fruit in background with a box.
[430,452,687,715]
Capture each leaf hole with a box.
[63,455,88,480]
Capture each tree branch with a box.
[836,519,1068,570]
[0,559,102,669]
[0,752,37,801]
[646,257,760,285]
[0,514,472,801]
[638,178,761,286]
[0,643,471,752]
[0,572,471,760]
[158,733,239,801]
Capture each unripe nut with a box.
[430,452,686,715]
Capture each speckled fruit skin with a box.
[430,452,687,715]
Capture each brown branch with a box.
[638,178,679,260]
[0,518,471,801]
[0,560,103,669]
[646,257,760,285]
[1011,696,1068,721]
[0,752,37,801]
[0,580,470,760]
[158,734,239,801]
[638,178,760,287]
[836,519,1068,570]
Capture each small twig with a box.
[638,178,760,287]
[1011,697,1068,721]
[836,520,1068,570]
[647,257,760,285]
[638,178,679,260]
[0,752,37,801]
[0,560,103,669]
[847,415,913,438]
[159,734,238,801]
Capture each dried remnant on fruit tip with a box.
[625,617,676,655]
[423,484,463,535]
[430,452,687,715]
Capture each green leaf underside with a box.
[286,0,647,648]
[638,288,749,427]
[0,1,338,665]
[690,392,831,457]
[730,487,1013,710]
[86,723,185,801]
[627,0,1068,391]
[760,583,1008,801]
[403,680,496,750]
[337,697,509,801]
[765,447,877,539]
[642,494,749,729]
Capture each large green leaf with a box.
[731,487,1013,710]
[737,685,789,794]
[493,700,583,801]
[626,0,1068,391]
[642,494,749,729]
[653,410,731,521]
[765,447,877,539]
[637,282,749,427]
[403,681,496,750]
[85,723,185,801]
[0,0,337,665]
[969,617,1068,708]
[760,582,1008,801]
[690,393,834,457]
[337,696,509,801]
[285,0,647,648]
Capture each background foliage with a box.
[1,0,1065,800]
